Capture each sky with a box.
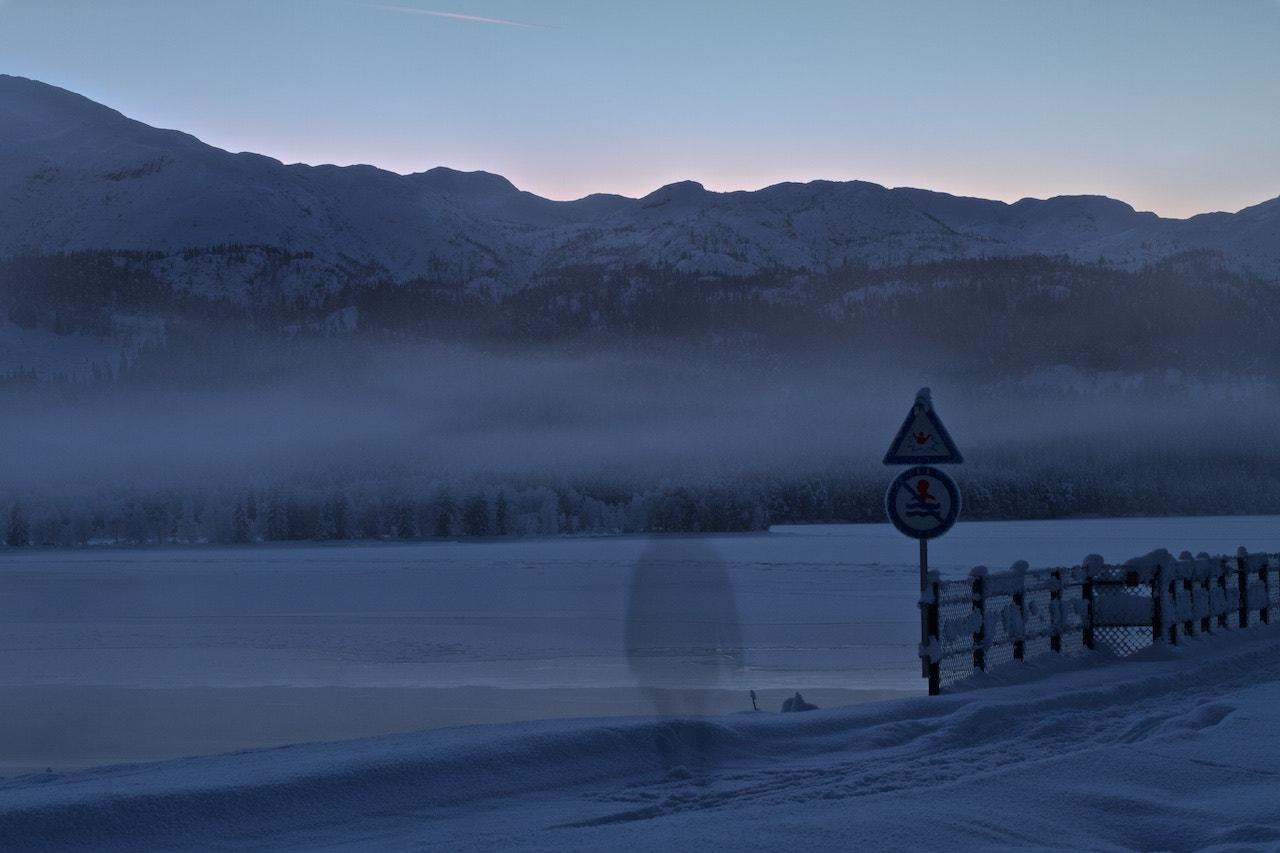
[1,0,1278,218]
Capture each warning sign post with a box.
[883,388,963,693]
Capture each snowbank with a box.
[3,624,1277,851]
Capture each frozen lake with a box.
[1,517,1276,774]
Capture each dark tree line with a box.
[4,446,1277,548]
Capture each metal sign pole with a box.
[920,538,929,677]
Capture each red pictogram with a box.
[912,431,932,446]
[915,479,936,502]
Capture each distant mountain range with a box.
[4,75,1278,289]
[2,74,1279,384]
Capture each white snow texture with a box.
[1,520,1278,850]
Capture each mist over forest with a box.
[3,250,1279,547]
[3,315,1276,547]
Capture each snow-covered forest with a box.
[6,441,1279,547]
[5,382,1276,546]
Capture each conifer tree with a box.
[6,503,30,547]
[462,494,490,537]
[232,499,252,544]
[264,491,289,541]
[495,488,508,536]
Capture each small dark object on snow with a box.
[780,691,817,712]
[750,689,758,710]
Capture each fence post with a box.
[1152,562,1165,644]
[1260,556,1271,626]
[1183,576,1195,638]
[1199,560,1212,634]
[972,572,986,673]
[927,577,941,696]
[1238,554,1249,628]
[1217,557,1229,630]
[1013,586,1026,662]
[1050,569,1062,653]
[1082,574,1095,652]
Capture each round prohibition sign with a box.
[885,465,961,540]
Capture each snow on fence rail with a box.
[919,548,1278,695]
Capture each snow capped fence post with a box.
[971,568,987,673]
[1011,561,1027,661]
[922,572,942,696]
[1181,561,1196,640]
[1155,559,1174,645]
[1233,550,1244,625]
[1239,549,1273,625]
[1264,556,1275,625]
[1193,554,1213,635]
[1050,569,1063,653]
[1082,574,1095,652]
[1217,557,1231,630]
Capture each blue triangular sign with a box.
[882,387,963,465]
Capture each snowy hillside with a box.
[3,74,1279,299]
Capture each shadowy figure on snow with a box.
[625,536,743,767]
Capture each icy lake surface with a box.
[1,517,1276,774]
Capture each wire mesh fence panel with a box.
[936,579,978,688]
[1093,625,1153,657]
[1055,628,1086,657]
[1254,554,1280,626]
[1091,580,1155,657]
[981,590,1019,671]
[938,651,975,687]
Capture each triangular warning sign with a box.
[883,387,963,465]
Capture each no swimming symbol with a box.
[885,466,960,540]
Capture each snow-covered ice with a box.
[1,518,1277,849]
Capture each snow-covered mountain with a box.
[3,73,1278,306]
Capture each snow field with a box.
[1,624,1277,850]
[1,517,1277,849]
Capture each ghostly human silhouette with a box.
[625,536,743,721]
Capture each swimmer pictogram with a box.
[883,387,963,465]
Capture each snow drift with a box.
[1,624,1277,850]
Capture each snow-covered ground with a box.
[1,518,1277,849]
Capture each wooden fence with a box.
[919,548,1278,695]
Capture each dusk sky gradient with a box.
[3,0,1277,218]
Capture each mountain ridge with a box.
[3,74,1278,303]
